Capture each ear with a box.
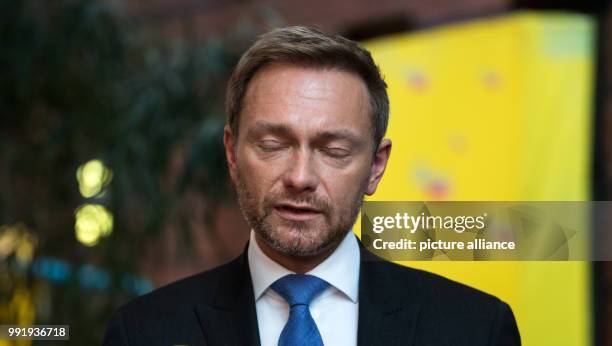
[365,138,391,196]
[223,125,238,184]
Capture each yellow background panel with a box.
[357,12,594,346]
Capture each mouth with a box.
[273,203,322,221]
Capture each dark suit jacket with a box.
[103,240,521,346]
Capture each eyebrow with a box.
[314,130,363,145]
[246,121,293,138]
[246,121,364,145]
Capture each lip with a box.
[273,204,322,221]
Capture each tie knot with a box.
[271,274,330,307]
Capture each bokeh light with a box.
[74,204,114,246]
[0,223,38,264]
[76,159,113,198]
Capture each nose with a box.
[282,148,319,193]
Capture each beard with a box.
[234,170,366,257]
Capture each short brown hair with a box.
[225,26,389,150]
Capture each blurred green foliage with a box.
[0,0,260,343]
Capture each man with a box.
[104,26,520,346]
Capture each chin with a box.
[264,219,347,258]
[258,223,326,257]
[277,230,327,257]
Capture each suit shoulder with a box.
[103,256,247,345]
[369,259,505,308]
[362,259,521,345]
[117,255,241,315]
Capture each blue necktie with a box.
[271,274,330,346]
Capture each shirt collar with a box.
[248,229,360,303]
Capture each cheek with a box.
[238,153,282,193]
[320,166,370,208]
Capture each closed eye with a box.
[257,140,287,152]
[321,147,350,158]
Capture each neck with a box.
[254,233,344,274]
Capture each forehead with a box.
[240,64,371,136]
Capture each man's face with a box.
[225,64,390,257]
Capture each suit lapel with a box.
[357,242,420,346]
[192,238,420,346]
[194,249,261,346]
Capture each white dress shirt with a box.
[247,230,360,346]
